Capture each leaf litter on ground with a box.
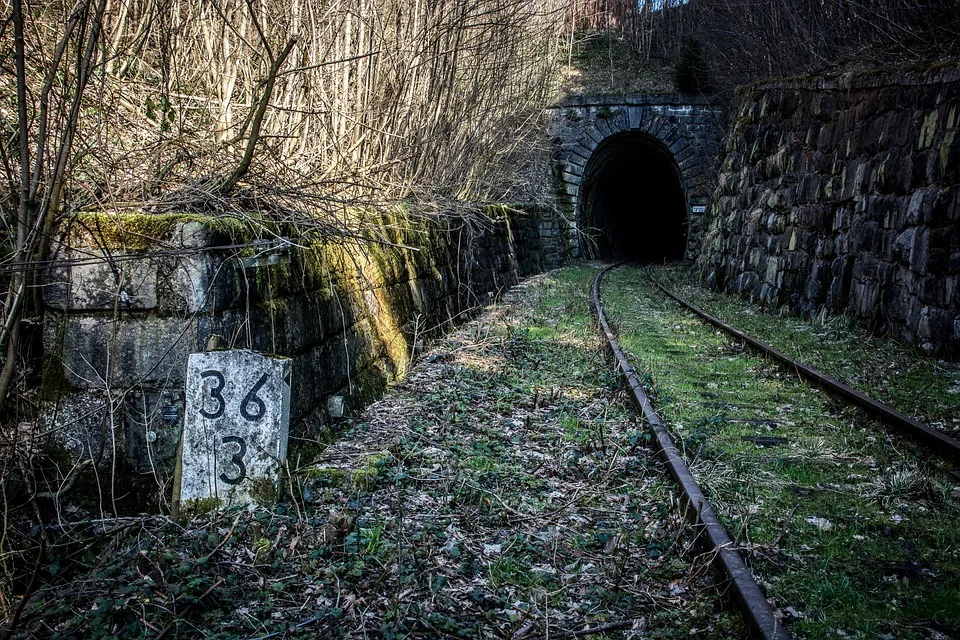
[14,266,739,639]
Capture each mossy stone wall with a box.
[41,205,566,509]
[699,65,960,357]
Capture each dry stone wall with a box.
[41,205,566,506]
[699,66,960,357]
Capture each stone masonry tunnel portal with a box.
[578,131,687,262]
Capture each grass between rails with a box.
[600,264,960,640]
[655,265,960,438]
[11,266,737,639]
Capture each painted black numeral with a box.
[199,370,226,419]
[240,373,269,422]
[218,435,247,485]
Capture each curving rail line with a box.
[653,281,960,463]
[591,264,791,640]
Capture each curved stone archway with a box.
[547,95,723,259]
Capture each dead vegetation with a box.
[0,2,575,615]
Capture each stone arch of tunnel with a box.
[577,131,688,262]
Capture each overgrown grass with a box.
[656,264,959,437]
[601,264,960,640]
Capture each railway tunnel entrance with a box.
[578,132,687,262]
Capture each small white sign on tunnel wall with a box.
[178,349,292,507]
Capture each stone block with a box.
[910,228,930,274]
[817,123,835,151]
[178,221,216,249]
[917,110,940,149]
[585,126,605,145]
[931,188,955,224]
[45,253,158,312]
[851,281,880,318]
[41,391,111,463]
[893,228,915,264]
[881,279,909,321]
[623,106,641,130]
[863,117,887,154]
[906,188,931,225]
[61,315,196,389]
[916,306,951,345]
[919,275,949,305]
[929,247,951,274]
[816,234,837,260]
[871,152,898,194]
[765,256,781,284]
[759,283,778,304]
[594,117,613,139]
[948,189,960,222]
[164,253,239,313]
[281,295,329,353]
[941,130,960,183]
[802,261,827,304]
[124,387,183,474]
[853,218,881,253]
[827,256,854,310]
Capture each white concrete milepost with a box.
[178,350,292,507]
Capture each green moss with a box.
[69,211,251,250]
[252,261,292,300]
[919,110,939,149]
[301,467,350,487]
[940,129,957,171]
[352,362,391,408]
[180,496,222,517]
[604,264,960,638]
[300,453,389,492]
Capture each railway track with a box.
[592,264,790,640]
[651,281,960,462]
[592,262,960,640]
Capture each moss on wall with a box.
[67,211,252,250]
[42,202,569,511]
[700,64,960,357]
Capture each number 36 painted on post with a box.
[177,350,292,507]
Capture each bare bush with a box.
[0,0,575,621]
[0,0,573,402]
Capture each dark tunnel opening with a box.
[578,132,688,262]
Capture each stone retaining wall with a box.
[40,204,567,506]
[699,65,960,357]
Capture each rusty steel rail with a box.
[591,265,791,640]
[653,281,960,462]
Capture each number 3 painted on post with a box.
[219,435,248,485]
[199,370,226,419]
